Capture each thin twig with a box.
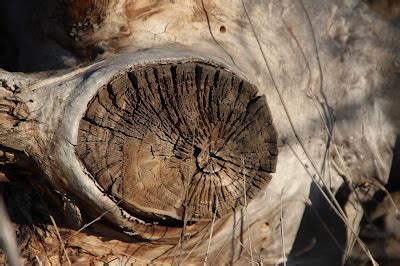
[34,256,43,266]
[242,0,377,264]
[242,159,254,265]
[180,225,210,264]
[200,0,238,68]
[172,207,188,265]
[287,142,377,265]
[0,197,21,266]
[309,202,345,253]
[232,239,253,263]
[49,215,71,265]
[48,199,124,255]
[210,209,255,264]
[280,194,286,266]
[204,207,217,265]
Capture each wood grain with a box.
[76,61,277,223]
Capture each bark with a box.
[0,0,399,265]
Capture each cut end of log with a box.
[76,61,278,223]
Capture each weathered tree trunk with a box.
[0,0,399,265]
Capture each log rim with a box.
[50,47,274,240]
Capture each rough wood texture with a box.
[368,0,400,20]
[77,62,278,221]
[1,0,399,264]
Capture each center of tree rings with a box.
[76,61,278,222]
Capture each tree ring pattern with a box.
[76,61,278,221]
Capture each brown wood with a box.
[1,0,399,264]
[368,0,400,20]
[76,61,278,222]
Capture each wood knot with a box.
[76,61,278,223]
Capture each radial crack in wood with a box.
[76,61,278,222]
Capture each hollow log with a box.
[0,0,399,265]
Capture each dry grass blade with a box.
[242,159,255,265]
[49,215,71,265]
[200,0,238,68]
[287,142,378,265]
[0,197,21,266]
[280,194,287,266]
[210,210,253,264]
[34,255,43,266]
[48,199,125,255]
[204,207,217,265]
[180,227,209,264]
[241,0,378,264]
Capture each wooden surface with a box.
[77,61,277,222]
[0,0,399,265]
